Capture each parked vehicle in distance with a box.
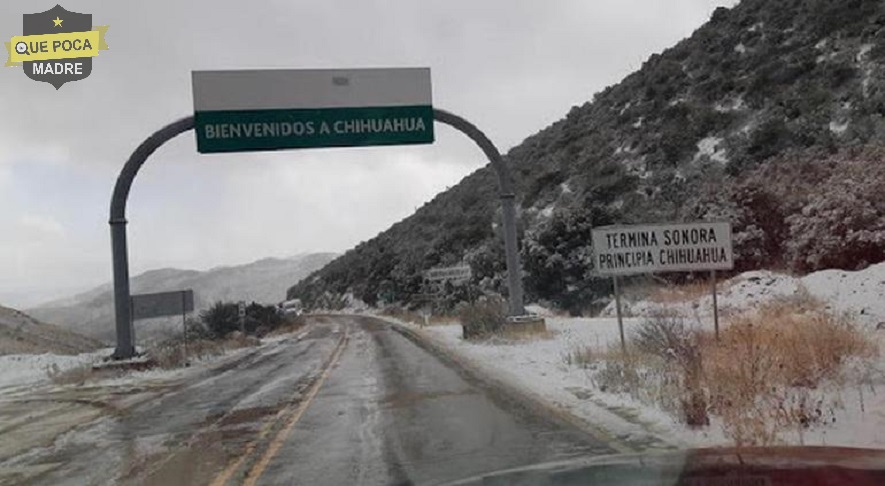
[279,299,303,317]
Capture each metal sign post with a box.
[181,291,189,365]
[238,301,246,334]
[711,270,720,341]
[613,275,626,355]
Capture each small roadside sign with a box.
[424,265,472,284]
[131,289,194,364]
[591,222,734,276]
[131,290,194,321]
[591,221,734,348]
[192,68,434,154]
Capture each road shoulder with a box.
[373,315,675,454]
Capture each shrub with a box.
[149,337,201,369]
[459,296,508,340]
[592,347,643,395]
[147,333,261,369]
[633,311,692,358]
[705,302,878,445]
[632,312,709,427]
[690,146,885,273]
[595,302,878,443]
[200,301,240,338]
[199,301,286,339]
[244,302,283,333]
[562,343,595,369]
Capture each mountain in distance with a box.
[0,305,102,356]
[29,253,337,343]
[288,0,885,314]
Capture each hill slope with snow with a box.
[0,305,101,356]
[28,253,336,342]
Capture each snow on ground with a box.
[0,331,292,395]
[829,120,850,134]
[601,262,885,329]
[524,303,558,318]
[0,349,111,390]
[380,262,885,451]
[694,136,728,164]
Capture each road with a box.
[0,315,615,485]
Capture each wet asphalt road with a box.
[2,315,614,485]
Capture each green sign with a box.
[192,68,434,154]
[195,105,433,154]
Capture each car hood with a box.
[442,446,885,486]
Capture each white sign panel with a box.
[193,68,432,112]
[424,265,472,283]
[592,222,733,276]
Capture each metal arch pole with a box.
[109,108,525,358]
[433,108,525,317]
[110,116,195,359]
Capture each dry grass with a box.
[587,298,880,446]
[705,301,878,446]
[479,329,557,346]
[460,297,510,340]
[562,343,595,369]
[149,334,259,369]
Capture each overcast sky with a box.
[0,0,737,308]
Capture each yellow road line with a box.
[208,399,295,486]
[242,332,349,486]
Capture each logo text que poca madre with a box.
[5,4,109,89]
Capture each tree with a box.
[200,301,285,338]
[200,301,239,338]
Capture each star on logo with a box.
[53,16,63,27]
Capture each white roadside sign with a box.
[592,222,733,276]
[424,265,472,283]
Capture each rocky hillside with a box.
[29,253,336,342]
[289,0,885,314]
[0,305,101,356]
